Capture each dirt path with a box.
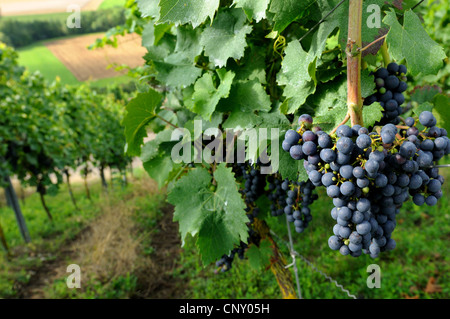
[132,205,185,299]
[16,188,184,299]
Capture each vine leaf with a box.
[157,0,220,28]
[269,0,315,33]
[137,0,160,19]
[140,129,180,188]
[362,102,384,128]
[246,239,272,270]
[168,165,249,265]
[278,41,317,114]
[188,70,235,121]
[410,85,441,104]
[432,94,450,133]
[200,9,253,68]
[384,9,447,76]
[232,0,270,22]
[123,90,163,156]
[278,143,307,182]
[361,69,375,98]
[146,28,203,88]
[307,77,348,132]
[221,79,271,113]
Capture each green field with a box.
[17,42,80,85]
[16,38,135,87]
[99,0,127,10]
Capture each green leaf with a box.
[269,0,315,32]
[246,240,272,270]
[123,90,163,156]
[189,70,235,120]
[412,102,434,117]
[142,22,172,49]
[140,129,174,162]
[232,45,267,84]
[221,79,271,113]
[384,9,447,76]
[278,142,305,181]
[307,77,348,132]
[361,69,375,98]
[158,0,220,28]
[277,41,317,114]
[137,0,160,19]
[168,165,248,265]
[233,0,269,22]
[432,94,450,133]
[153,53,203,87]
[222,111,262,130]
[410,85,441,104]
[143,153,176,188]
[362,102,384,128]
[175,26,204,60]
[200,9,253,68]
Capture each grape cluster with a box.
[282,111,449,257]
[233,159,267,205]
[364,62,408,125]
[267,176,318,233]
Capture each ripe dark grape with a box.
[280,111,449,258]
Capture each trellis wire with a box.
[271,229,358,299]
[284,214,302,299]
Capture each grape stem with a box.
[155,114,178,129]
[380,41,390,67]
[346,0,364,127]
[331,113,350,134]
[358,34,387,53]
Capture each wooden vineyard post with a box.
[3,176,31,243]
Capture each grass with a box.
[17,42,80,85]
[99,0,127,10]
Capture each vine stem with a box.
[156,114,178,129]
[331,113,350,134]
[346,0,364,127]
[380,41,390,67]
[359,34,387,53]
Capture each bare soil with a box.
[45,33,147,81]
